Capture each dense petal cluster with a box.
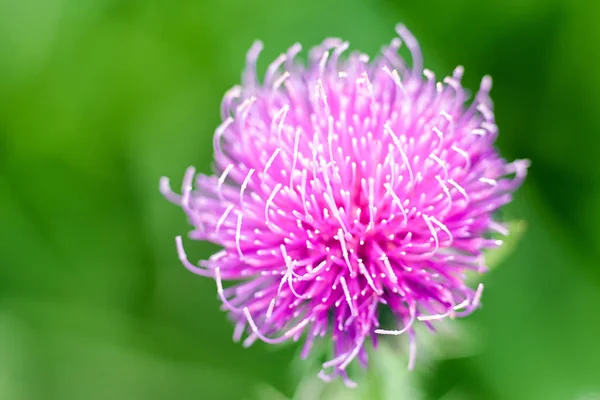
[161,25,528,386]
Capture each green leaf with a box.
[291,342,422,400]
[484,220,527,270]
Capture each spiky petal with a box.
[161,24,529,386]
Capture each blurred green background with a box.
[1,0,599,399]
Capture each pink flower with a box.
[161,24,529,386]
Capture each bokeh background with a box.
[1,0,599,399]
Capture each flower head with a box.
[161,24,528,386]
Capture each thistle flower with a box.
[161,24,528,386]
